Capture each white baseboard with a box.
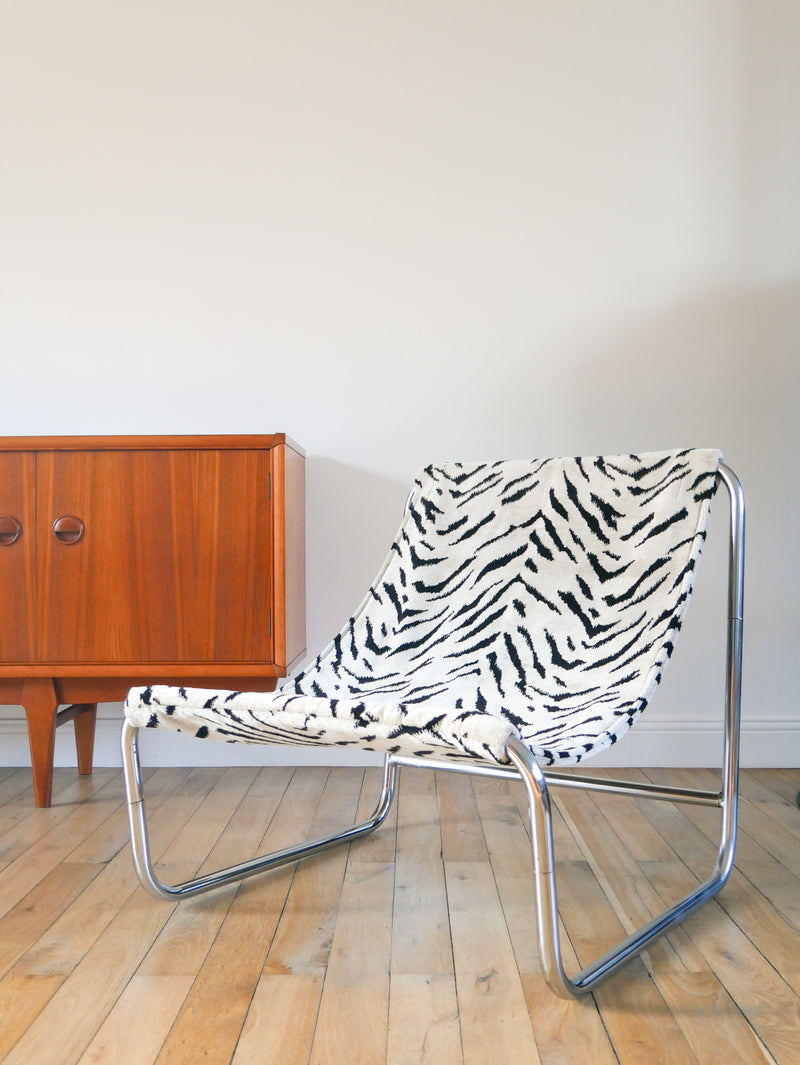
[585,719,800,769]
[0,710,798,769]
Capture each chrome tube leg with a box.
[507,463,745,999]
[505,738,573,996]
[120,720,398,901]
[716,463,745,884]
[121,721,166,897]
[507,732,737,1000]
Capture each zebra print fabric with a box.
[125,449,721,766]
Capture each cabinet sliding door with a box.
[0,451,37,663]
[36,449,274,665]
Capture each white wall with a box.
[1,1,798,769]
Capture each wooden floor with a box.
[1,763,799,1065]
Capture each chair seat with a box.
[125,684,517,763]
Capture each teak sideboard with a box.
[0,434,306,806]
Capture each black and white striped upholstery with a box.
[125,449,720,767]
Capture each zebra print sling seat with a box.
[121,448,745,999]
[125,449,720,766]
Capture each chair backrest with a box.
[288,449,721,764]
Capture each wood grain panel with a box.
[35,449,273,664]
[0,434,296,453]
[166,448,273,663]
[0,451,36,662]
[272,440,306,671]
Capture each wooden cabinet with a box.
[0,435,306,806]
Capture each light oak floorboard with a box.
[388,770,462,1065]
[232,974,323,1065]
[388,973,462,1065]
[472,778,618,1065]
[153,768,330,1065]
[231,771,370,1065]
[0,765,799,1064]
[557,783,776,1065]
[0,767,236,1064]
[310,859,394,1065]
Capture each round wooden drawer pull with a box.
[0,515,22,546]
[53,515,85,544]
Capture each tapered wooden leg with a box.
[73,703,97,775]
[22,677,59,808]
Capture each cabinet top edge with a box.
[0,434,305,455]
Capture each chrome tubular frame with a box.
[504,462,745,998]
[120,720,397,901]
[389,753,723,808]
